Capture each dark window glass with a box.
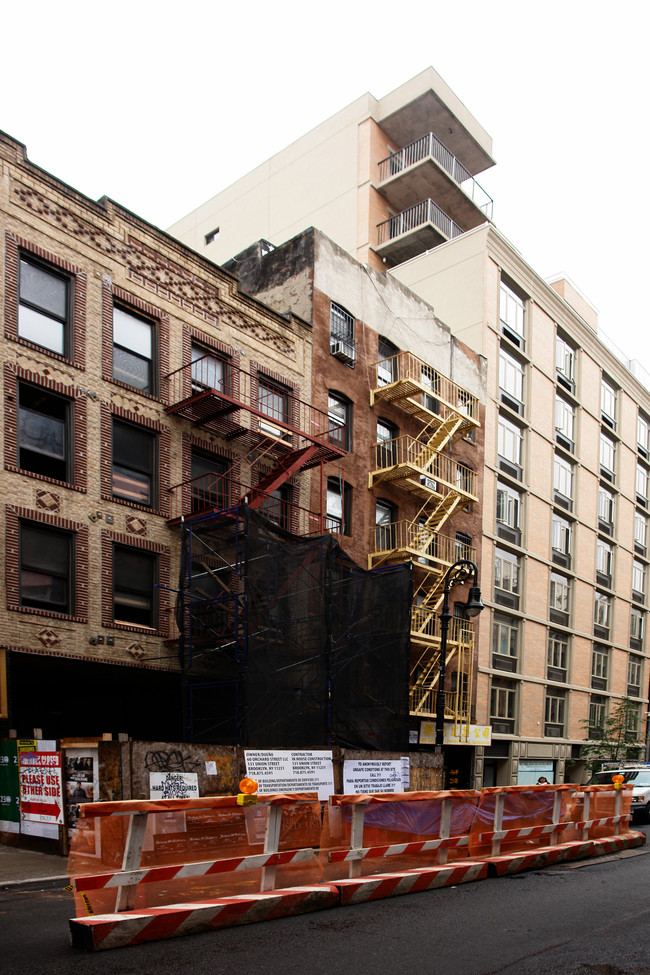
[191,449,229,513]
[19,258,69,355]
[18,383,70,482]
[259,486,290,530]
[20,522,72,613]
[113,546,156,627]
[112,420,155,506]
[328,392,350,450]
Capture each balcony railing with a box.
[377,198,463,247]
[165,355,344,467]
[409,685,471,721]
[379,132,493,219]
[370,436,477,498]
[371,350,479,424]
[370,518,476,566]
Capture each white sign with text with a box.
[343,758,409,794]
[244,750,334,801]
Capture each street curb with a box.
[0,874,70,893]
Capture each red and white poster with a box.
[19,751,64,825]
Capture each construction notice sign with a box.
[19,751,64,825]
[245,750,334,800]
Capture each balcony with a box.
[165,355,344,471]
[369,437,476,501]
[376,198,463,265]
[369,519,476,571]
[372,351,478,427]
[377,132,493,225]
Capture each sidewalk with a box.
[0,843,69,892]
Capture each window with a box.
[326,477,351,535]
[499,281,525,347]
[591,646,609,690]
[628,655,643,697]
[20,521,72,615]
[113,305,154,392]
[375,499,396,550]
[599,433,615,482]
[330,302,355,364]
[497,416,523,477]
[376,418,398,468]
[556,334,575,391]
[113,545,156,628]
[555,395,574,451]
[17,383,70,483]
[499,349,524,413]
[420,364,440,414]
[377,336,398,385]
[634,512,648,555]
[637,463,649,507]
[496,482,522,543]
[455,532,472,561]
[594,592,610,634]
[494,548,520,608]
[551,513,571,567]
[204,227,219,245]
[191,448,229,514]
[492,614,519,672]
[598,485,614,533]
[550,572,570,623]
[601,377,617,429]
[633,560,646,601]
[630,607,645,648]
[589,695,607,736]
[638,413,650,459]
[18,257,69,355]
[259,486,290,531]
[626,702,641,739]
[596,538,613,586]
[112,420,156,507]
[328,392,351,451]
[490,677,517,734]
[545,689,566,737]
[258,375,290,440]
[548,631,569,682]
[191,342,226,392]
[553,455,574,509]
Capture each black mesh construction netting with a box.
[176,505,411,750]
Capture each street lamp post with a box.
[435,559,484,753]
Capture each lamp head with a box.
[463,585,484,618]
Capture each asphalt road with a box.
[2,825,649,975]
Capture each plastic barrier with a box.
[67,784,644,950]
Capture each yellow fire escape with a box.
[368,351,479,728]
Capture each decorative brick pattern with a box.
[126,516,147,536]
[35,490,61,512]
[37,627,61,648]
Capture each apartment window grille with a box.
[490,677,517,734]
[112,419,156,507]
[599,433,615,482]
[591,645,609,690]
[556,334,575,392]
[328,392,351,451]
[627,655,643,697]
[635,512,648,556]
[547,631,569,682]
[544,688,566,737]
[492,613,519,672]
[601,377,617,430]
[113,545,156,628]
[330,302,355,364]
[498,348,524,414]
[19,520,73,615]
[113,304,154,393]
[555,395,575,452]
[18,256,70,356]
[17,382,71,483]
[499,281,525,348]
[553,454,574,510]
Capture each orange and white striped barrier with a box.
[333,861,488,905]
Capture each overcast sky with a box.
[3,1,648,377]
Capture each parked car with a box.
[586,766,650,822]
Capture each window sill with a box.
[8,603,88,624]
[5,465,86,493]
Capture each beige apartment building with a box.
[170,68,650,785]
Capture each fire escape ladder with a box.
[414,413,465,463]
[242,444,320,508]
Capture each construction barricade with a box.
[67,783,644,951]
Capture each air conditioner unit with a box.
[330,340,355,364]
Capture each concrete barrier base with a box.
[333,861,488,905]
[485,830,645,877]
